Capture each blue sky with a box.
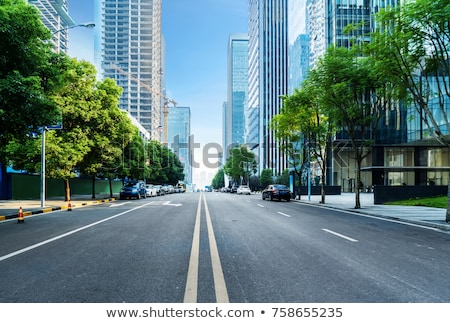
[68,1,248,186]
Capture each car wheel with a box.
[286,198,290,202]
[262,193,265,200]
[270,193,274,201]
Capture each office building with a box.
[95,0,164,140]
[248,0,289,175]
[28,0,75,53]
[168,107,192,185]
[288,0,309,93]
[226,34,249,158]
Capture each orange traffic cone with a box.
[17,207,24,223]
[67,200,72,211]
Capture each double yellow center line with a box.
[184,192,229,303]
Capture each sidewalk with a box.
[0,195,116,221]
[294,192,450,232]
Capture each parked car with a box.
[237,185,251,195]
[161,185,169,194]
[154,185,165,196]
[120,181,147,200]
[230,185,238,193]
[262,184,291,201]
[145,184,157,197]
[167,185,175,194]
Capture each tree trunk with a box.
[320,175,326,204]
[64,178,71,202]
[109,178,114,198]
[355,159,362,209]
[91,176,96,199]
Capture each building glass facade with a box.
[168,107,192,185]
[95,0,163,140]
[28,0,75,53]
[248,0,289,175]
[226,34,249,155]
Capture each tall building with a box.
[168,107,192,185]
[248,0,289,175]
[226,34,249,158]
[95,0,164,140]
[288,0,309,93]
[28,0,75,53]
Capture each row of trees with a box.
[271,0,450,209]
[0,0,184,200]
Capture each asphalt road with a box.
[0,191,449,303]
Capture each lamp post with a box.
[52,22,96,35]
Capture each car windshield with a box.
[124,182,138,188]
[274,185,288,190]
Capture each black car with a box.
[119,181,147,200]
[262,184,291,201]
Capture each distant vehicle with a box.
[154,185,165,196]
[145,184,157,197]
[120,181,147,200]
[177,183,186,193]
[230,185,238,193]
[237,185,251,195]
[262,184,291,202]
[161,185,169,194]
[167,185,174,194]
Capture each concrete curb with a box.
[0,197,116,222]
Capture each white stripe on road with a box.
[0,202,155,263]
[277,212,292,218]
[322,228,359,242]
[257,204,265,208]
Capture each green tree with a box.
[368,0,450,219]
[274,79,335,203]
[259,168,274,188]
[211,168,225,190]
[310,45,389,209]
[224,146,257,185]
[0,0,63,162]
[77,77,135,198]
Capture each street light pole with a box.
[52,23,96,35]
[40,127,47,208]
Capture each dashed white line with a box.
[277,211,292,218]
[257,204,265,208]
[322,228,359,242]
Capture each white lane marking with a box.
[184,194,202,303]
[0,202,155,263]
[322,228,359,242]
[277,212,292,218]
[203,193,229,303]
[163,201,182,207]
[257,204,265,208]
[109,202,132,207]
[297,201,450,234]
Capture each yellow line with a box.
[183,193,202,303]
[0,216,5,221]
[203,193,229,303]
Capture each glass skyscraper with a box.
[225,34,249,161]
[248,0,289,175]
[95,0,163,140]
[168,107,192,185]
